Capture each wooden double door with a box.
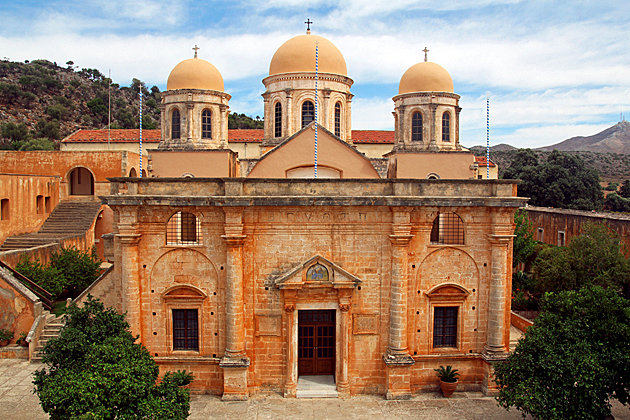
[298,310,335,376]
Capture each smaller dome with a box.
[167,57,224,91]
[269,34,347,76]
[398,62,453,94]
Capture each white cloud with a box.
[351,97,394,130]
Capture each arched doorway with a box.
[68,167,94,195]
[129,168,137,177]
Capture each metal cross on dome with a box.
[423,46,429,62]
[305,18,313,33]
[193,45,200,58]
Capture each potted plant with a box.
[434,365,460,397]
[0,329,14,347]
[16,332,29,347]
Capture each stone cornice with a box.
[262,72,354,87]
[392,91,460,102]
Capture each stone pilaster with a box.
[337,301,351,397]
[322,89,331,129]
[220,104,229,148]
[186,97,194,144]
[285,89,293,137]
[283,299,297,398]
[117,208,141,338]
[220,207,249,401]
[159,103,166,142]
[345,94,353,143]
[428,102,438,150]
[384,208,415,399]
[455,106,462,149]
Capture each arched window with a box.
[274,102,282,138]
[334,102,341,137]
[202,110,212,139]
[430,212,464,245]
[412,112,423,142]
[172,109,181,139]
[302,100,315,128]
[442,112,450,142]
[306,263,329,281]
[128,168,137,177]
[166,211,201,245]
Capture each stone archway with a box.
[68,167,94,195]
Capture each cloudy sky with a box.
[1,0,628,148]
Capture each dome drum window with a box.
[442,113,450,142]
[166,211,201,245]
[412,112,423,142]
[302,101,315,128]
[274,102,282,138]
[172,109,181,140]
[430,212,464,245]
[201,110,212,139]
[334,102,341,137]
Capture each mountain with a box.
[468,143,516,153]
[537,121,630,154]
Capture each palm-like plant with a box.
[434,365,460,383]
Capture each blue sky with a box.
[1,0,628,148]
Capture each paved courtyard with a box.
[1,359,629,419]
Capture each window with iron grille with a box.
[172,309,198,350]
[442,112,450,142]
[537,227,544,242]
[202,110,212,139]
[302,100,314,128]
[433,306,457,347]
[274,102,282,138]
[430,212,464,245]
[412,112,423,142]
[166,212,201,245]
[172,109,181,139]
[334,102,341,137]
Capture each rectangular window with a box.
[45,196,51,213]
[433,307,457,347]
[173,309,199,350]
[537,227,544,241]
[36,195,44,214]
[557,230,565,247]
[0,199,8,220]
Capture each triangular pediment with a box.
[273,255,362,290]
[247,123,381,179]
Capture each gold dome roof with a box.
[167,57,224,91]
[398,61,453,94]
[269,33,347,76]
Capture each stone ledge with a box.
[0,345,28,359]
[219,356,250,369]
[383,353,415,366]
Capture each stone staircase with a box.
[0,197,102,251]
[31,313,66,362]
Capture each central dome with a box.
[269,34,347,76]
[167,57,224,91]
[398,62,453,94]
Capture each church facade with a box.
[95,29,524,399]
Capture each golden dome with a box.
[167,57,224,91]
[398,62,453,94]
[269,34,347,76]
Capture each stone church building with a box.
[79,29,525,400]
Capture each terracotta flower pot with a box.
[440,379,458,397]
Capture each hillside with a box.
[0,59,162,148]
[470,147,630,182]
[538,121,630,154]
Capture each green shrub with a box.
[49,247,102,298]
[15,256,66,299]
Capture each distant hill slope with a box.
[538,121,630,154]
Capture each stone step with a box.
[296,375,339,399]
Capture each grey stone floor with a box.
[1,359,629,420]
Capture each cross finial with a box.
[305,18,313,34]
[193,44,199,58]
[423,46,429,62]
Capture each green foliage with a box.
[46,104,69,121]
[604,192,630,212]
[1,122,29,142]
[16,255,67,299]
[115,107,136,129]
[49,247,102,298]
[35,119,60,140]
[513,209,536,267]
[87,97,108,124]
[503,149,603,210]
[495,286,630,419]
[605,182,619,191]
[17,137,55,151]
[533,223,630,297]
[0,329,14,341]
[142,115,157,129]
[620,180,630,199]
[228,112,264,129]
[434,365,459,383]
[34,296,193,419]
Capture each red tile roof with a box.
[228,129,264,142]
[475,156,496,167]
[351,130,394,144]
[62,129,161,143]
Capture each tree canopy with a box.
[34,296,192,419]
[503,149,603,210]
[496,285,630,419]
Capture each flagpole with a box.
[139,89,143,178]
[314,41,319,178]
